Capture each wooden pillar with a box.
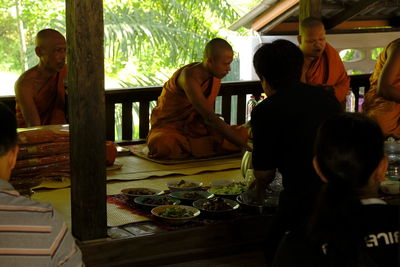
[66,0,107,241]
[299,0,322,23]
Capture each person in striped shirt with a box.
[0,102,83,266]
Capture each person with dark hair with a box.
[273,113,398,267]
[298,17,350,104]
[0,102,83,266]
[15,29,67,127]
[250,39,342,263]
[147,38,249,159]
[363,38,400,138]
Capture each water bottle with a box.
[358,87,365,112]
[346,89,355,112]
[246,96,258,122]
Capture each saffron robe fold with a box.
[304,43,350,102]
[363,41,400,138]
[16,65,67,128]
[147,63,248,159]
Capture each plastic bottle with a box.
[346,89,356,112]
[246,95,258,122]
[358,87,365,112]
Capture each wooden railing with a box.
[0,75,371,142]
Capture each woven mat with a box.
[107,194,210,228]
[106,155,241,181]
[128,143,242,165]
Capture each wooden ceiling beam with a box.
[264,19,393,35]
[252,0,299,31]
[324,0,378,29]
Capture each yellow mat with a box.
[31,187,150,227]
[107,155,241,181]
[107,202,150,227]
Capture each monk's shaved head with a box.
[299,17,325,35]
[35,29,65,48]
[203,38,233,60]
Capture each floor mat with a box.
[128,143,242,165]
[106,155,242,181]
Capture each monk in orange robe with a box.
[298,17,350,103]
[363,38,400,138]
[15,29,67,128]
[147,38,249,159]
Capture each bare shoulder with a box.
[15,67,39,91]
[387,39,400,56]
[178,62,204,88]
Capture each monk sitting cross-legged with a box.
[147,38,249,159]
[298,17,350,104]
[15,29,67,128]
[363,38,400,138]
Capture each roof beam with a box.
[324,0,378,29]
[252,0,299,31]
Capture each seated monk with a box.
[298,17,350,104]
[363,38,400,138]
[15,29,67,128]
[147,38,249,159]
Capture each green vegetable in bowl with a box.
[158,206,194,218]
[209,182,247,195]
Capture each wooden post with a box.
[66,0,107,241]
[299,0,321,25]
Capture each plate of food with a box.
[134,195,180,210]
[169,190,214,203]
[208,181,247,199]
[166,179,203,191]
[193,197,239,217]
[121,187,164,200]
[236,192,278,214]
[151,205,200,225]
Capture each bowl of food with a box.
[121,187,164,200]
[380,180,400,195]
[193,197,239,218]
[166,179,203,191]
[151,205,200,225]
[169,190,214,204]
[236,192,278,214]
[134,195,180,210]
[208,181,247,199]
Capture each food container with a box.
[151,205,200,225]
[236,192,278,214]
[193,197,239,218]
[380,180,400,195]
[166,180,203,191]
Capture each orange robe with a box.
[363,41,400,138]
[304,43,350,103]
[16,65,67,128]
[147,63,248,159]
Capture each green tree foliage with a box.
[0,0,240,88]
[104,0,239,87]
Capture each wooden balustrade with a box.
[0,75,371,142]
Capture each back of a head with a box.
[315,112,384,188]
[253,39,303,90]
[0,102,17,156]
[203,38,232,60]
[299,17,325,35]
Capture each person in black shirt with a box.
[250,39,342,263]
[273,113,398,267]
